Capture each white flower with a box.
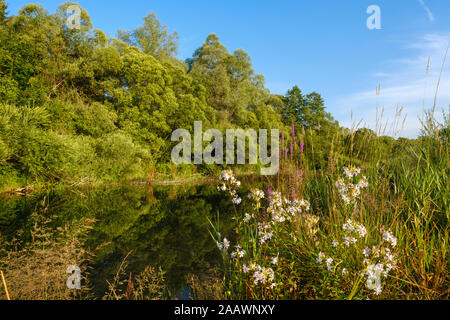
[344,236,352,247]
[342,194,350,204]
[343,220,354,232]
[357,225,367,237]
[222,238,230,249]
[357,177,369,189]
[271,257,278,265]
[342,268,348,276]
[252,266,274,286]
[382,231,397,247]
[332,240,339,248]
[217,238,230,251]
[366,263,384,295]
[249,189,265,202]
[326,257,333,271]
[374,285,382,295]
[343,166,360,179]
[343,219,366,240]
[385,263,393,273]
[232,197,242,205]
[363,247,371,257]
[242,265,249,273]
[317,252,325,264]
[384,251,396,264]
[258,223,273,244]
[336,167,367,204]
[231,245,246,259]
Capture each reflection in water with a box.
[0,178,265,298]
[147,186,155,204]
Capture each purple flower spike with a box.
[300,141,304,154]
[267,187,272,202]
[291,123,296,146]
[290,145,293,160]
[281,133,285,149]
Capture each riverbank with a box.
[0,175,210,198]
[0,168,260,198]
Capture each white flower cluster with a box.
[232,197,242,205]
[316,221,398,295]
[258,223,274,244]
[335,166,368,205]
[364,245,398,296]
[217,170,242,205]
[317,220,368,274]
[244,262,275,289]
[343,166,361,179]
[365,263,384,295]
[217,238,230,251]
[382,231,397,247]
[248,188,265,202]
[218,169,240,185]
[231,245,246,259]
[316,252,335,272]
[268,191,310,224]
[360,229,398,295]
[342,219,367,246]
[363,231,398,294]
[316,251,325,264]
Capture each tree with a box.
[281,86,305,125]
[118,12,179,61]
[186,34,276,128]
[282,85,334,129]
[0,0,8,24]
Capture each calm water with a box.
[0,177,266,298]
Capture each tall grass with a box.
[205,101,448,299]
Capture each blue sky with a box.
[7,0,450,137]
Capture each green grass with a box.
[207,113,448,300]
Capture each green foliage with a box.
[0,0,8,24]
[118,12,179,61]
[73,102,117,137]
[281,85,336,129]
[187,34,282,131]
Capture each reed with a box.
[0,270,10,300]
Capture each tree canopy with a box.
[1,1,415,188]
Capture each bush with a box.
[92,131,151,181]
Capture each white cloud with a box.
[334,33,450,138]
[371,72,392,78]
